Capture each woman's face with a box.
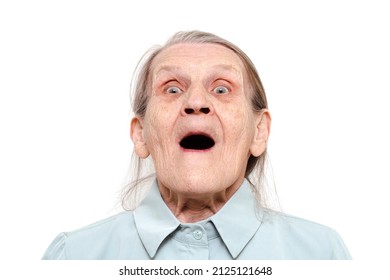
[132,43,269,197]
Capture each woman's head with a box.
[125,31,271,206]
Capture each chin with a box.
[178,174,232,195]
[166,173,211,193]
[183,177,212,191]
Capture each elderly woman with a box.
[43,31,351,260]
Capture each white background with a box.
[1,0,389,268]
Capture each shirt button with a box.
[193,230,203,240]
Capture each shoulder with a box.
[42,211,138,259]
[67,211,134,237]
[254,210,351,259]
[263,210,335,235]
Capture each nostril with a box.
[184,107,210,114]
[200,107,210,114]
[184,108,194,114]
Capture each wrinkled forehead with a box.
[150,43,247,80]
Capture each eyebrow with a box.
[154,64,242,77]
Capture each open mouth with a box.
[179,134,215,150]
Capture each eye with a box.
[166,86,182,94]
[213,86,229,95]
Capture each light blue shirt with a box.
[42,179,351,259]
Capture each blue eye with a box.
[214,86,229,94]
[166,86,182,94]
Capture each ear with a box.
[130,117,150,159]
[250,109,271,157]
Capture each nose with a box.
[181,87,213,115]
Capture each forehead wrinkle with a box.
[151,43,247,80]
[210,64,242,76]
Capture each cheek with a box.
[143,101,176,153]
[224,104,254,140]
[144,113,163,148]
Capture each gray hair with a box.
[122,30,272,210]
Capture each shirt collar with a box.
[211,179,263,258]
[134,180,180,258]
[134,179,263,259]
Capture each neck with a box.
[158,179,244,223]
